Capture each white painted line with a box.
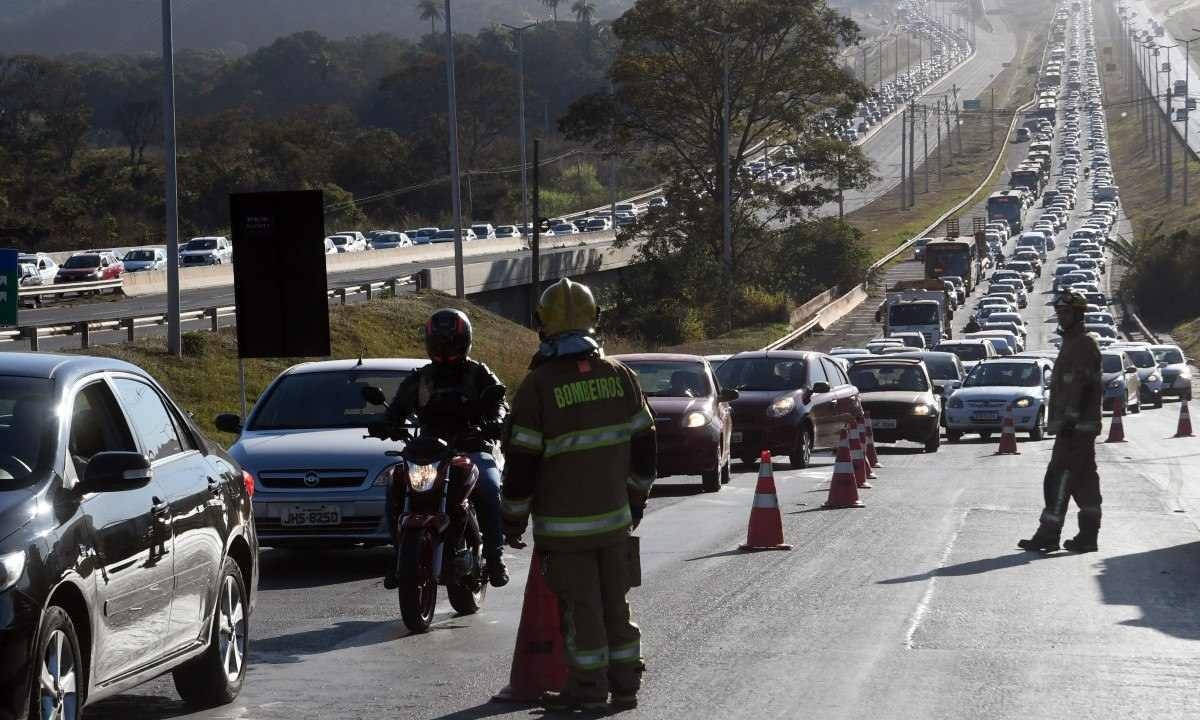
[904,507,969,650]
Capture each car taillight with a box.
[242,470,255,498]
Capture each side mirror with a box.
[811,381,831,395]
[717,388,740,403]
[1125,367,1137,374]
[361,386,388,406]
[215,413,242,434]
[81,452,152,492]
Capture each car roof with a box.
[727,351,811,359]
[282,358,429,376]
[0,352,144,381]
[613,353,707,364]
[976,357,1042,365]
[848,357,924,366]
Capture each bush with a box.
[732,286,790,327]
[180,332,209,358]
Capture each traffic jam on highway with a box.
[2,1,1200,719]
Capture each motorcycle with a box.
[362,385,503,633]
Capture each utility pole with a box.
[503,22,538,231]
[900,107,908,210]
[936,103,943,184]
[444,0,465,298]
[923,104,930,193]
[944,95,954,160]
[990,86,996,148]
[703,27,734,273]
[909,101,917,207]
[161,0,181,356]
[530,139,540,326]
[952,84,962,154]
[878,38,884,88]
[1183,33,1200,205]
[1165,50,1176,200]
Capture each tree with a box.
[572,0,596,25]
[543,0,561,23]
[417,0,442,36]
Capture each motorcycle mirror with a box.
[362,386,387,406]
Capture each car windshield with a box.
[249,370,412,431]
[716,357,806,391]
[1153,348,1184,364]
[63,255,100,269]
[331,236,348,245]
[124,250,156,261]
[623,361,712,398]
[889,304,939,325]
[849,364,929,392]
[911,355,958,380]
[185,239,218,250]
[1102,354,1124,373]
[0,377,53,488]
[965,362,1040,387]
[1122,349,1155,368]
[936,344,987,361]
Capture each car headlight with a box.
[0,550,26,592]
[912,405,933,416]
[766,395,796,418]
[373,463,399,487]
[1014,396,1034,409]
[683,411,711,428]
[1148,373,1161,383]
[1108,379,1122,389]
[1182,368,1193,379]
[948,397,964,409]
[407,463,440,493]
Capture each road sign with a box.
[963,99,982,110]
[0,249,17,327]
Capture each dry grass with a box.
[77,291,539,445]
[1175,317,1200,359]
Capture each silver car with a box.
[1110,343,1164,408]
[1152,344,1193,401]
[945,358,1053,441]
[220,358,429,546]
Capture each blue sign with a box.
[0,249,17,327]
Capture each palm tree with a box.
[417,0,442,35]
[543,0,561,23]
[571,0,596,26]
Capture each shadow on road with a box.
[86,694,192,720]
[1099,541,1200,640]
[428,701,636,719]
[252,619,402,664]
[650,483,705,498]
[878,550,1068,584]
[258,546,392,590]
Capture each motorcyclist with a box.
[382,308,509,588]
[1018,289,1103,553]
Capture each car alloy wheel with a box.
[218,574,247,682]
[39,626,80,720]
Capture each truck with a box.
[924,238,981,293]
[874,279,954,348]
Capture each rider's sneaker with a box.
[383,571,398,590]
[540,691,607,712]
[487,559,509,588]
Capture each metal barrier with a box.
[6,275,415,351]
[19,279,123,302]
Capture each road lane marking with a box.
[904,507,970,650]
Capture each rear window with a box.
[848,364,929,392]
[63,255,100,269]
[622,361,712,398]
[1102,354,1123,373]
[1153,348,1184,364]
[1123,350,1155,368]
[935,343,987,361]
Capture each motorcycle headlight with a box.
[0,550,26,592]
[1148,373,1161,383]
[1108,379,1122,389]
[912,404,933,416]
[1014,396,1034,408]
[683,411,711,428]
[766,395,796,418]
[407,463,440,493]
[948,397,964,409]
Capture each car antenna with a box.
[356,353,364,367]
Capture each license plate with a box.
[731,432,743,444]
[281,505,341,527]
[872,419,897,429]
[972,412,1000,421]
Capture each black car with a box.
[716,351,860,468]
[846,357,943,452]
[0,353,258,718]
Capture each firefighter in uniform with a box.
[1019,290,1103,553]
[500,278,657,711]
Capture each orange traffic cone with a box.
[492,552,567,703]
[824,429,864,509]
[1106,397,1127,443]
[995,403,1020,455]
[863,411,882,468]
[1174,399,1194,438]
[848,418,872,488]
[740,451,792,551]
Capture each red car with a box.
[55,251,124,282]
[614,353,738,493]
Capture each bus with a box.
[924,239,980,293]
[987,190,1025,232]
[1009,167,1044,197]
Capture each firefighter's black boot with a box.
[1063,536,1098,553]
[1018,530,1060,553]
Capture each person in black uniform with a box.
[383,308,509,587]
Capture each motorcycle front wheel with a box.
[399,530,438,633]
[446,509,487,616]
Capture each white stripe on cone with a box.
[753,494,780,509]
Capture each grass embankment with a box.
[80,292,538,445]
[846,0,1052,261]
[1175,318,1200,359]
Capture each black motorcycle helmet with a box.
[425,309,472,364]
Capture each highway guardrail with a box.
[19,279,123,302]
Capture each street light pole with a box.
[503,22,538,231]
[443,0,465,297]
[161,0,181,357]
[1184,31,1200,206]
[705,26,733,273]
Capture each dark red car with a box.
[615,353,738,492]
[715,351,860,468]
[55,251,124,282]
